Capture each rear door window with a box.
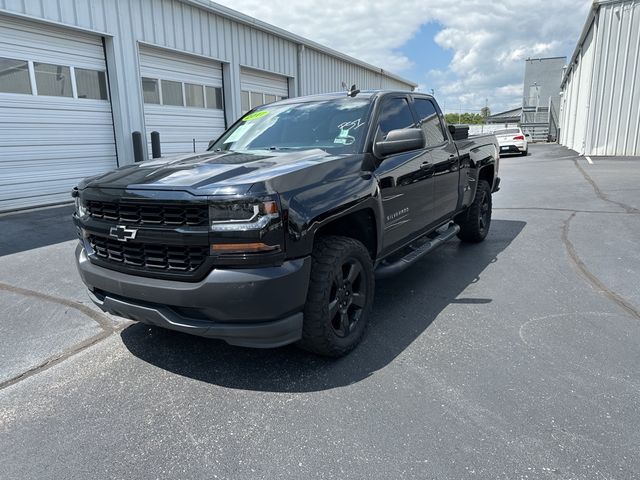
[413,98,447,146]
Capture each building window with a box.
[161,79,183,106]
[205,86,223,110]
[241,90,285,114]
[34,62,72,97]
[241,90,250,113]
[75,68,108,100]
[185,83,204,108]
[250,91,263,109]
[0,57,31,94]
[142,77,160,104]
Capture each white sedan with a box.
[495,128,528,156]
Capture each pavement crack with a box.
[0,330,114,391]
[573,158,640,214]
[562,212,640,321]
[0,282,121,390]
[0,282,115,332]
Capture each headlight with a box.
[74,197,88,218]
[209,198,280,232]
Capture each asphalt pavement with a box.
[1,144,639,479]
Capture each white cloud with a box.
[214,0,426,71]
[213,0,590,112]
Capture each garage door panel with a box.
[0,15,117,212]
[1,160,116,189]
[139,45,225,157]
[0,16,106,69]
[1,163,114,199]
[240,68,289,97]
[139,46,223,86]
[0,95,114,116]
[143,105,225,122]
[0,131,117,148]
[0,146,119,163]
[0,192,77,212]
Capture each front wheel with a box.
[455,179,492,243]
[298,236,374,357]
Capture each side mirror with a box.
[448,124,469,140]
[375,128,425,157]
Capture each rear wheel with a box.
[456,180,492,243]
[298,236,374,357]
[521,149,528,156]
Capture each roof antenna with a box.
[347,83,360,98]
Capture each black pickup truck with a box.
[73,90,499,356]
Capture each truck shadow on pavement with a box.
[121,219,526,392]
[0,205,76,257]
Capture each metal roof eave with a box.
[180,0,418,88]
[561,0,631,88]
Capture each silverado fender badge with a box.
[109,225,138,242]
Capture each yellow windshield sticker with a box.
[243,110,269,121]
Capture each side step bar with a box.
[375,223,460,279]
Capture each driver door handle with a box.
[420,162,432,170]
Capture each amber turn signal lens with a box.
[211,242,278,253]
[261,200,278,215]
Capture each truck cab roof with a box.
[273,90,431,106]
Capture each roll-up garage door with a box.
[139,45,225,156]
[0,16,117,212]
[240,68,289,115]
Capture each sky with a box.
[214,0,592,114]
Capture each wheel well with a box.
[478,164,494,188]
[315,209,377,260]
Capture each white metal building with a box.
[559,0,640,156]
[0,0,416,212]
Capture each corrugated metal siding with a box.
[572,24,596,152]
[0,14,116,211]
[299,47,413,95]
[560,0,640,156]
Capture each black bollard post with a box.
[151,131,161,158]
[132,131,144,163]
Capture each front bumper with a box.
[76,244,311,348]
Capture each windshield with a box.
[210,97,372,154]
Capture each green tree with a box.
[444,113,485,125]
[481,106,491,119]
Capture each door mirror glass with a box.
[375,128,424,157]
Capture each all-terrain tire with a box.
[298,236,374,357]
[455,179,492,243]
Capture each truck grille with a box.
[85,200,208,227]
[88,235,209,273]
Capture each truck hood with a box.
[78,149,343,194]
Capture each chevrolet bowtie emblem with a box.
[109,225,138,242]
